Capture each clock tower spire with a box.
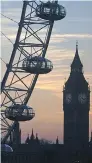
[71,41,83,73]
[63,43,90,151]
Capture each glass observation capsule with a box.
[36,1,66,21]
[1,144,13,153]
[5,104,35,121]
[22,56,53,74]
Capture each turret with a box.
[30,128,35,140]
[25,134,30,144]
[56,136,59,145]
[71,41,83,73]
[35,133,40,144]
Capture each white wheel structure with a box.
[1,0,66,145]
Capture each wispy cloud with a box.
[50,37,66,43]
[52,34,92,39]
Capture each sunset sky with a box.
[1,1,92,143]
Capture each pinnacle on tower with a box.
[30,128,35,140]
[36,133,38,140]
[76,40,78,55]
[36,133,39,144]
[25,134,30,144]
[56,136,59,144]
[71,41,83,72]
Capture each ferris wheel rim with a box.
[1,0,54,144]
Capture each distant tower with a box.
[25,134,30,144]
[35,133,40,144]
[56,136,59,145]
[19,129,21,144]
[63,42,90,150]
[30,128,35,140]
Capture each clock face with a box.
[65,93,72,104]
[78,93,87,104]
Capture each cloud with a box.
[36,81,64,91]
[50,37,66,43]
[85,73,92,77]
[52,34,92,39]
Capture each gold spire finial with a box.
[76,40,78,50]
[75,40,78,55]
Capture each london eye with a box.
[1,0,66,146]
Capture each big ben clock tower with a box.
[63,42,90,150]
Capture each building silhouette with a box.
[25,129,59,145]
[63,42,90,150]
[25,129,40,145]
